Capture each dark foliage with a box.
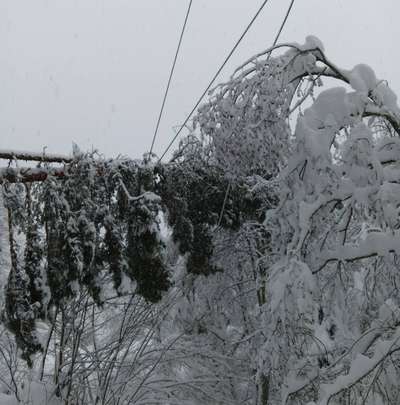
[4,265,42,367]
[125,201,170,303]
[157,163,263,275]
[1,153,266,364]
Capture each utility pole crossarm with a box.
[0,149,72,164]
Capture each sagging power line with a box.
[149,0,194,156]
[157,0,271,162]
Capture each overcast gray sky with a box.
[1,0,398,159]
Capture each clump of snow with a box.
[300,35,325,52]
[373,82,400,114]
[295,87,354,164]
[303,87,351,131]
[347,63,400,115]
[348,64,377,93]
[324,230,400,263]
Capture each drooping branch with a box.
[317,327,400,405]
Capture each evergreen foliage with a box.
[4,264,42,368]
[125,195,170,303]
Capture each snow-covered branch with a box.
[315,327,400,405]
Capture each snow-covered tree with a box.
[1,35,400,405]
[245,38,400,404]
[163,36,400,405]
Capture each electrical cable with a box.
[149,0,193,157]
[157,0,271,162]
[271,0,295,48]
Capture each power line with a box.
[158,0,271,162]
[271,0,295,47]
[149,0,193,156]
